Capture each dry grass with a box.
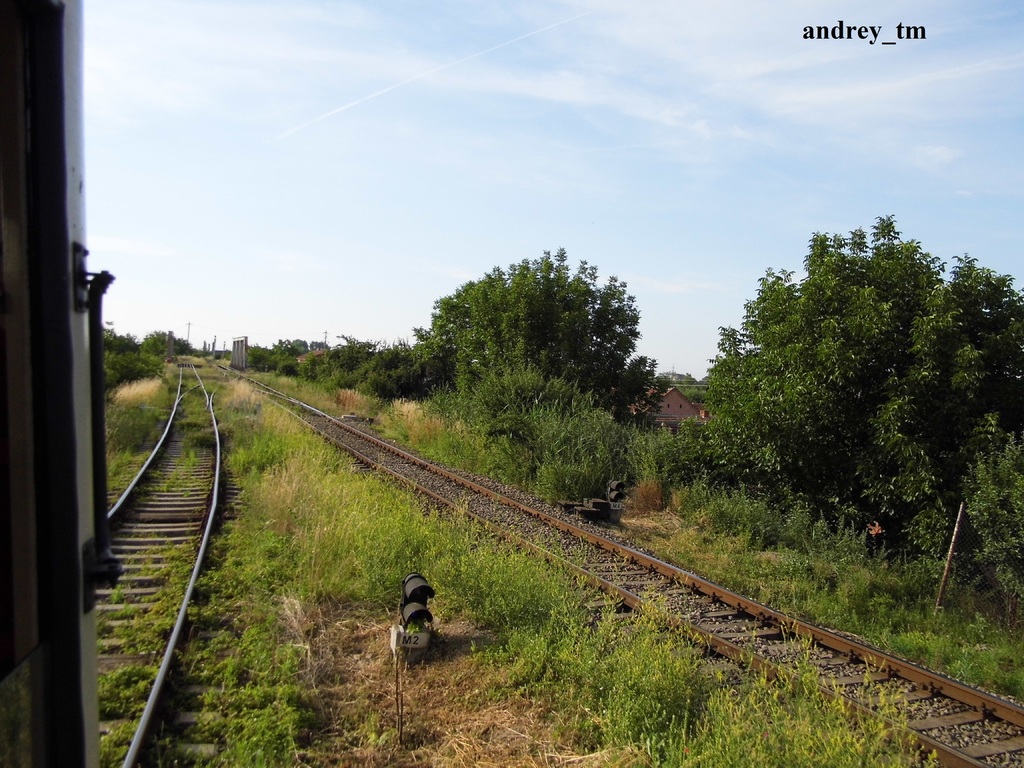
[335,388,372,414]
[626,480,664,516]
[220,379,261,410]
[386,400,449,446]
[620,509,684,540]
[295,604,639,768]
[111,377,164,407]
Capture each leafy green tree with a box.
[245,344,276,373]
[967,438,1024,603]
[140,330,193,358]
[360,341,427,400]
[293,337,427,400]
[705,217,1024,550]
[104,323,140,355]
[416,249,657,420]
[300,336,379,389]
[268,339,309,358]
[104,325,162,392]
[245,340,303,374]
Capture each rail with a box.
[231,370,1024,767]
[119,366,223,767]
[107,368,186,520]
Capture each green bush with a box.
[105,350,163,392]
[106,402,162,453]
[416,370,632,501]
[967,437,1024,599]
[532,406,629,500]
[627,419,710,489]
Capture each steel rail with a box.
[107,368,192,520]
[120,367,223,768]
[234,372,1024,767]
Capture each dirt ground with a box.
[293,606,638,768]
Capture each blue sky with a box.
[84,1,1024,377]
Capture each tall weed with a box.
[111,377,165,407]
[209,377,918,763]
[106,375,171,497]
[106,378,169,452]
[675,667,926,767]
[532,406,629,500]
[627,420,707,489]
[500,610,708,759]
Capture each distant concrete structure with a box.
[231,337,248,370]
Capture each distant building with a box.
[654,387,709,431]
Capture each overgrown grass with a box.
[226,405,573,634]
[111,376,165,407]
[106,376,173,500]
[166,377,919,765]
[379,396,630,499]
[242,372,379,420]
[499,610,709,760]
[379,399,492,476]
[375,392,1024,701]
[98,540,199,766]
[676,668,929,768]
[629,480,1024,699]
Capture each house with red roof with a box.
[654,387,709,431]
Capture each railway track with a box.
[230,370,1024,768]
[97,367,224,766]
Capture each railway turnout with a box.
[97,366,224,766]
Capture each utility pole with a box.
[186,321,191,344]
[323,330,328,347]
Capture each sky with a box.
[83,1,1024,378]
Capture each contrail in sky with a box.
[276,11,591,140]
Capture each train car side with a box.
[1,0,102,765]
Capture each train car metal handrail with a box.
[121,370,223,768]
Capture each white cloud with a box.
[84,1,386,127]
[83,0,1024,377]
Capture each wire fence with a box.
[935,502,1021,632]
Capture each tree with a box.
[300,336,379,389]
[705,217,1024,550]
[104,325,162,392]
[140,330,193,358]
[246,344,276,373]
[967,438,1024,604]
[359,341,427,400]
[416,249,658,420]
